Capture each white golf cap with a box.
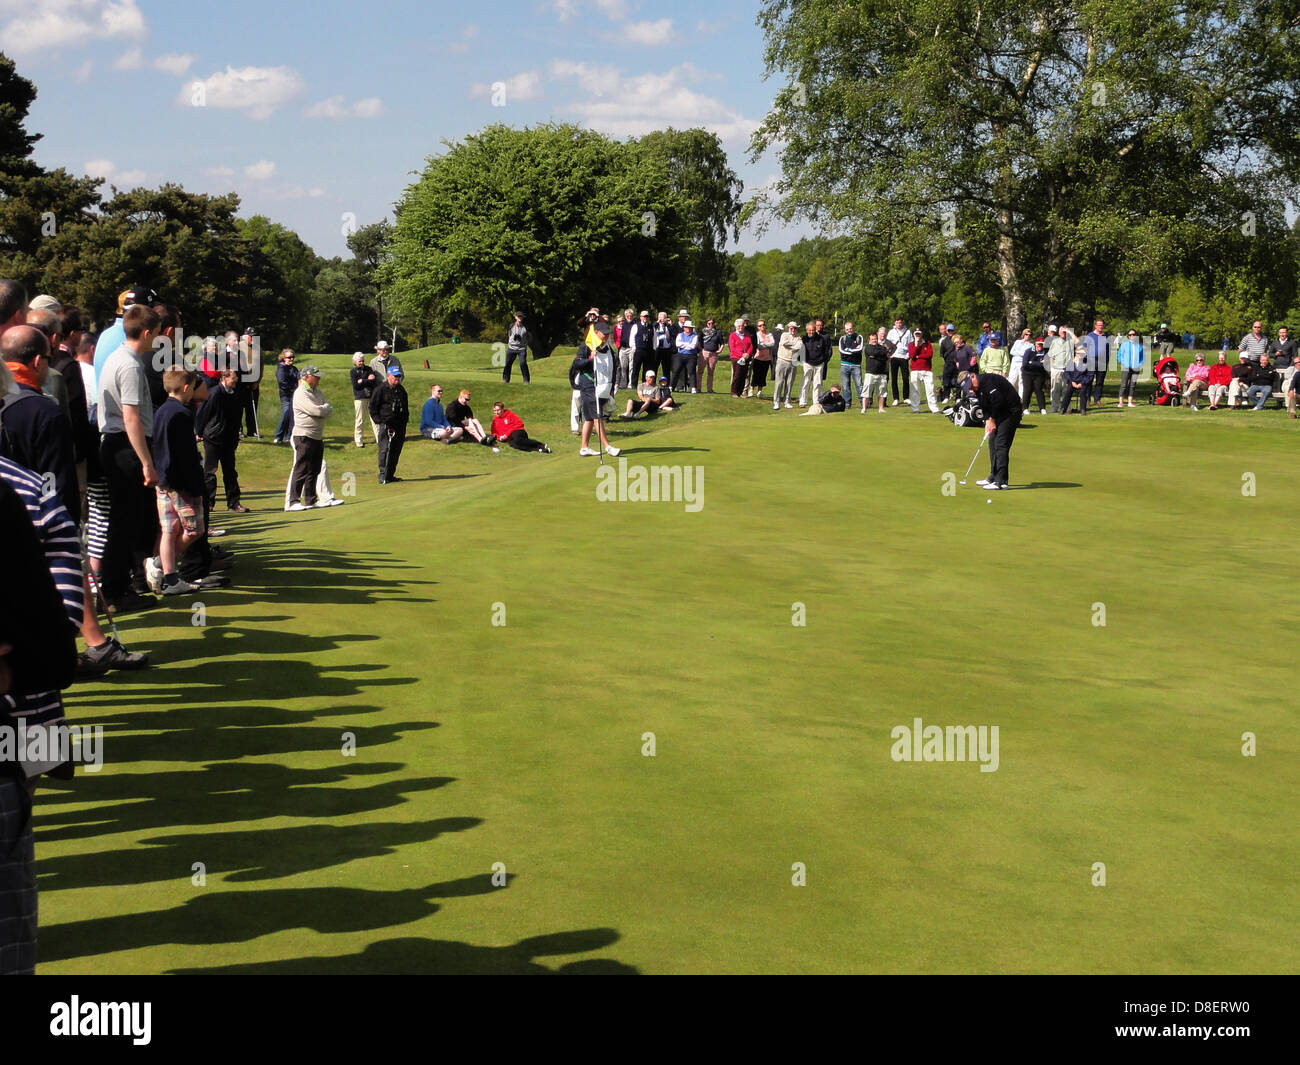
[376,340,389,349]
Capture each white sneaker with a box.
[891,399,899,406]
[492,447,501,452]
[773,403,780,410]
[784,402,793,409]
[986,483,1004,491]
[145,556,163,594]
[315,498,344,507]
[975,479,991,487]
[579,447,598,456]
[1040,408,1047,415]
[605,445,620,457]
[691,388,698,394]
[286,502,307,511]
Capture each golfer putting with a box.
[570,321,621,459]
[965,370,1022,490]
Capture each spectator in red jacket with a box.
[907,329,940,413]
[1207,352,1233,410]
[728,319,754,397]
[489,402,551,453]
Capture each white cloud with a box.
[153,52,194,76]
[243,160,277,181]
[71,59,93,82]
[595,0,629,17]
[112,47,141,70]
[84,157,147,185]
[179,65,305,120]
[447,22,480,53]
[0,0,146,56]
[551,0,580,20]
[260,184,327,200]
[304,95,384,119]
[550,0,627,21]
[549,61,759,143]
[205,166,236,178]
[622,18,672,45]
[470,71,542,103]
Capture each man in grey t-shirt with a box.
[96,304,162,612]
[1239,321,1268,363]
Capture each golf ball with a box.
[986,499,992,504]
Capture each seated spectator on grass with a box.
[800,383,847,415]
[1060,346,1092,414]
[446,388,492,445]
[420,384,463,443]
[623,371,663,419]
[1228,354,1253,408]
[1183,353,1210,410]
[1244,355,1278,410]
[1207,352,1232,410]
[655,377,677,411]
[490,402,551,453]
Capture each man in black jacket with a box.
[194,368,248,512]
[938,324,958,402]
[0,326,78,519]
[370,365,410,483]
[799,321,831,406]
[967,370,1023,490]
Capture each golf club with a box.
[958,431,991,485]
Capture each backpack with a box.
[0,390,44,463]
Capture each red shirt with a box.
[491,410,524,439]
[1208,363,1233,387]
[728,333,753,361]
[908,341,934,372]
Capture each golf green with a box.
[37,345,1299,973]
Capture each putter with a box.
[958,431,991,485]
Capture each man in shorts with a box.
[150,369,205,594]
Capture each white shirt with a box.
[887,327,913,358]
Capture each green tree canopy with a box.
[747,0,1300,335]
[389,123,742,357]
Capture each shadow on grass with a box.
[36,757,451,841]
[1016,482,1083,490]
[168,931,638,974]
[38,817,482,889]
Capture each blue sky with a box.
[6,0,803,259]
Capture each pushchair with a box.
[1148,356,1182,405]
[942,391,987,427]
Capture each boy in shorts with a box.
[150,369,206,595]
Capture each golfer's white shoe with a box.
[605,445,621,457]
[975,479,991,488]
[315,499,344,507]
[987,483,1004,490]
[286,502,307,511]
[579,447,599,456]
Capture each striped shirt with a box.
[0,456,82,776]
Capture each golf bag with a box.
[942,392,986,428]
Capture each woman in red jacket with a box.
[489,403,551,452]
[907,329,939,413]
[728,318,754,398]
[1206,352,1233,410]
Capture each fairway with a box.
[39,345,1299,974]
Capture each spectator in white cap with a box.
[370,339,401,379]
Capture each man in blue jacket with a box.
[420,384,464,443]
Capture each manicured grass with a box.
[38,344,1299,973]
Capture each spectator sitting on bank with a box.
[489,402,551,453]
[623,371,664,419]
[1207,352,1232,410]
[420,384,463,443]
[1183,353,1210,410]
[1244,354,1279,410]
[800,383,847,415]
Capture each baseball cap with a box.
[659,376,668,383]
[117,285,157,314]
[242,325,255,336]
[594,321,610,336]
[678,309,688,317]
[387,365,404,376]
[29,294,61,312]
[945,323,955,331]
[376,340,389,350]
[683,320,694,328]
[1047,324,1059,333]
[300,364,322,376]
